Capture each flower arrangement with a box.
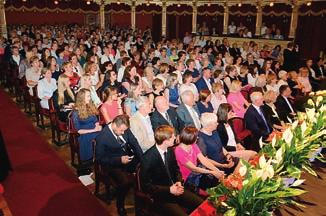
[208,158,305,216]
[208,91,326,215]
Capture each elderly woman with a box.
[262,90,286,131]
[175,126,223,191]
[227,80,250,118]
[197,112,240,175]
[217,103,256,161]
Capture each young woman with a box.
[175,127,223,191]
[72,88,102,162]
[100,87,123,124]
[52,74,75,122]
[79,74,102,108]
[37,68,57,109]
[121,65,140,94]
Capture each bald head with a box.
[155,96,169,112]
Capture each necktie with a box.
[116,135,124,145]
[284,97,294,113]
[165,112,172,125]
[191,108,201,129]
[163,151,174,184]
[258,108,271,134]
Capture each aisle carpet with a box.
[0,89,109,216]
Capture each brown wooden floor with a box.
[1,90,326,216]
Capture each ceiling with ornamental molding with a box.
[92,0,319,6]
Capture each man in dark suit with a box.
[195,67,213,93]
[151,96,182,134]
[244,91,273,151]
[139,125,203,216]
[176,90,201,130]
[313,57,325,79]
[95,115,143,216]
[275,85,297,123]
[282,42,299,72]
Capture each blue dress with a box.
[196,101,214,115]
[197,131,226,164]
[169,86,179,106]
[72,111,99,161]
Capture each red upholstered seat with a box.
[48,98,68,145]
[68,112,80,167]
[228,117,252,144]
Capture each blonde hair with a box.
[264,90,276,103]
[212,82,223,93]
[166,73,178,88]
[80,74,91,89]
[74,88,98,120]
[266,73,277,85]
[57,74,75,105]
[159,63,169,74]
[230,80,242,92]
[152,78,164,90]
[299,67,309,77]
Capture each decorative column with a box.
[131,1,136,31]
[192,1,198,33]
[99,2,105,30]
[289,3,299,39]
[161,0,167,36]
[0,0,7,39]
[255,3,263,36]
[222,3,229,35]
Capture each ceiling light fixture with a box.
[307,2,311,6]
[238,3,242,7]
[54,0,59,4]
[269,2,274,7]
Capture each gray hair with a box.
[200,112,217,128]
[250,91,263,103]
[135,96,149,110]
[180,90,194,103]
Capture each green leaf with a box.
[224,208,236,216]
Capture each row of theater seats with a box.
[0,57,253,215]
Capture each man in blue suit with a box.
[95,115,143,216]
[195,67,213,92]
[244,91,272,151]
